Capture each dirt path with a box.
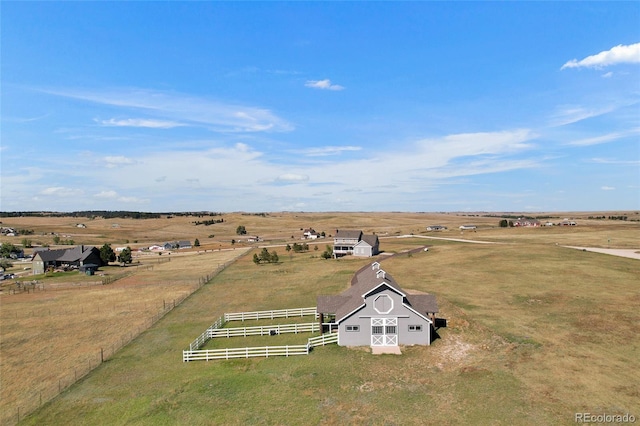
[563,246,640,260]
[391,234,501,244]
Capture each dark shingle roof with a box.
[318,262,438,322]
[335,229,363,239]
[34,248,68,262]
[360,234,379,247]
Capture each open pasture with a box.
[3,211,637,251]
[0,248,247,424]
[1,212,638,424]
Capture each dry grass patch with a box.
[0,249,247,424]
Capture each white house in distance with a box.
[459,225,477,230]
[426,225,447,231]
[333,229,379,257]
[302,228,320,239]
[317,262,439,348]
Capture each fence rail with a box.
[209,322,319,338]
[183,306,340,362]
[308,332,338,347]
[189,316,225,351]
[183,344,310,361]
[224,307,317,321]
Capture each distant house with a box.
[31,245,104,275]
[317,262,438,348]
[303,228,319,240]
[148,245,164,251]
[513,218,541,227]
[333,230,379,258]
[163,242,175,250]
[459,225,477,230]
[560,220,577,226]
[426,225,447,231]
[177,240,192,249]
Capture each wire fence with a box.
[1,255,244,426]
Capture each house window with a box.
[372,326,383,335]
[345,325,360,332]
[385,326,397,334]
[408,325,423,332]
[373,294,393,314]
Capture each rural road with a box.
[562,246,640,260]
[391,235,500,244]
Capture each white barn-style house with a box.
[317,262,439,348]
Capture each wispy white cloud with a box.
[602,71,613,78]
[305,79,345,91]
[118,196,149,204]
[416,129,537,160]
[40,187,83,197]
[561,42,640,70]
[104,156,136,168]
[601,186,616,191]
[94,190,118,198]
[275,173,310,184]
[42,87,293,133]
[566,128,640,146]
[98,118,184,128]
[590,158,640,165]
[297,146,362,156]
[550,105,615,127]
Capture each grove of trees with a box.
[253,248,279,264]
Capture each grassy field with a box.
[1,212,638,424]
[0,248,249,424]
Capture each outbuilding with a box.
[317,262,438,349]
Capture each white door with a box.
[371,318,398,346]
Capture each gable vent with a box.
[376,269,386,279]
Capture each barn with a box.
[317,262,438,349]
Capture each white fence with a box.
[183,332,339,361]
[184,307,339,362]
[308,332,338,347]
[208,322,319,338]
[183,344,310,361]
[224,307,318,321]
[189,316,225,351]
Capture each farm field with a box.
[1,212,639,424]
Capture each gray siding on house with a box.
[338,286,432,346]
[319,262,437,347]
[333,229,379,257]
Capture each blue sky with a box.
[2,2,639,212]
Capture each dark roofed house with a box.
[317,262,438,349]
[31,245,104,275]
[177,240,192,249]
